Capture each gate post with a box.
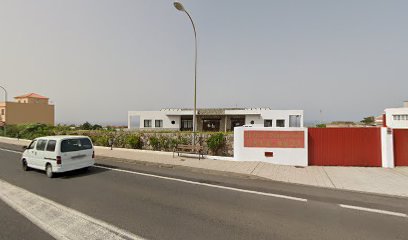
[381,127,395,168]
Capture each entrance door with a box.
[230,117,245,131]
[202,119,221,132]
[394,129,408,166]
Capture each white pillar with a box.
[128,114,131,129]
[381,127,395,168]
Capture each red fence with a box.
[394,129,408,166]
[308,128,382,166]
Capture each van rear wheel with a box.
[46,164,54,178]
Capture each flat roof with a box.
[34,135,91,140]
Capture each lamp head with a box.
[173,2,185,11]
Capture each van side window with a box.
[46,140,57,152]
[36,140,47,151]
[28,140,37,150]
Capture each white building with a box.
[384,101,408,129]
[128,108,304,131]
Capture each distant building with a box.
[0,93,55,126]
[128,108,303,132]
[384,101,408,129]
[374,115,384,127]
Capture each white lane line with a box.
[0,147,307,202]
[0,148,22,154]
[94,165,308,202]
[0,179,146,240]
[339,204,408,218]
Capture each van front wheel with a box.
[22,160,29,171]
[46,164,54,178]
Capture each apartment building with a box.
[0,93,55,126]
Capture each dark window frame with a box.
[28,140,37,150]
[46,140,57,152]
[276,119,285,127]
[144,119,152,128]
[155,120,163,128]
[264,119,273,127]
[36,140,47,151]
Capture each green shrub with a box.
[206,133,226,155]
[158,136,171,151]
[149,136,161,151]
[126,134,143,149]
[93,135,110,147]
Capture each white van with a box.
[21,136,95,178]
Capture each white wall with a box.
[234,126,308,166]
[243,110,304,128]
[385,108,408,129]
[128,111,180,130]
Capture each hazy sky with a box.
[1,0,407,125]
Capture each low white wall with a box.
[381,127,395,168]
[234,127,308,166]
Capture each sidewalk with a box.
[1,136,408,197]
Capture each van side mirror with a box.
[22,146,28,150]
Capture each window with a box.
[393,115,408,121]
[28,140,37,150]
[276,119,285,127]
[144,120,152,127]
[250,120,255,125]
[1,109,4,115]
[171,120,176,125]
[181,119,193,130]
[264,119,273,127]
[46,140,57,152]
[289,115,301,127]
[155,120,163,128]
[61,138,93,152]
[36,140,47,151]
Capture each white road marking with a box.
[94,165,308,202]
[0,179,146,240]
[0,147,308,202]
[339,204,408,218]
[0,148,22,154]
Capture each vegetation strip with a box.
[0,123,233,156]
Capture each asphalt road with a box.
[0,145,408,240]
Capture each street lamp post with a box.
[0,86,7,136]
[173,1,198,146]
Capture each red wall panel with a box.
[394,129,408,166]
[308,128,382,167]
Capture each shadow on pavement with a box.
[25,166,110,179]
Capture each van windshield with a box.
[61,138,93,152]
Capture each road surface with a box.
[0,144,407,240]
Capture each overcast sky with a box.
[1,0,407,125]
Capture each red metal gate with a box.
[308,128,382,166]
[393,129,408,166]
